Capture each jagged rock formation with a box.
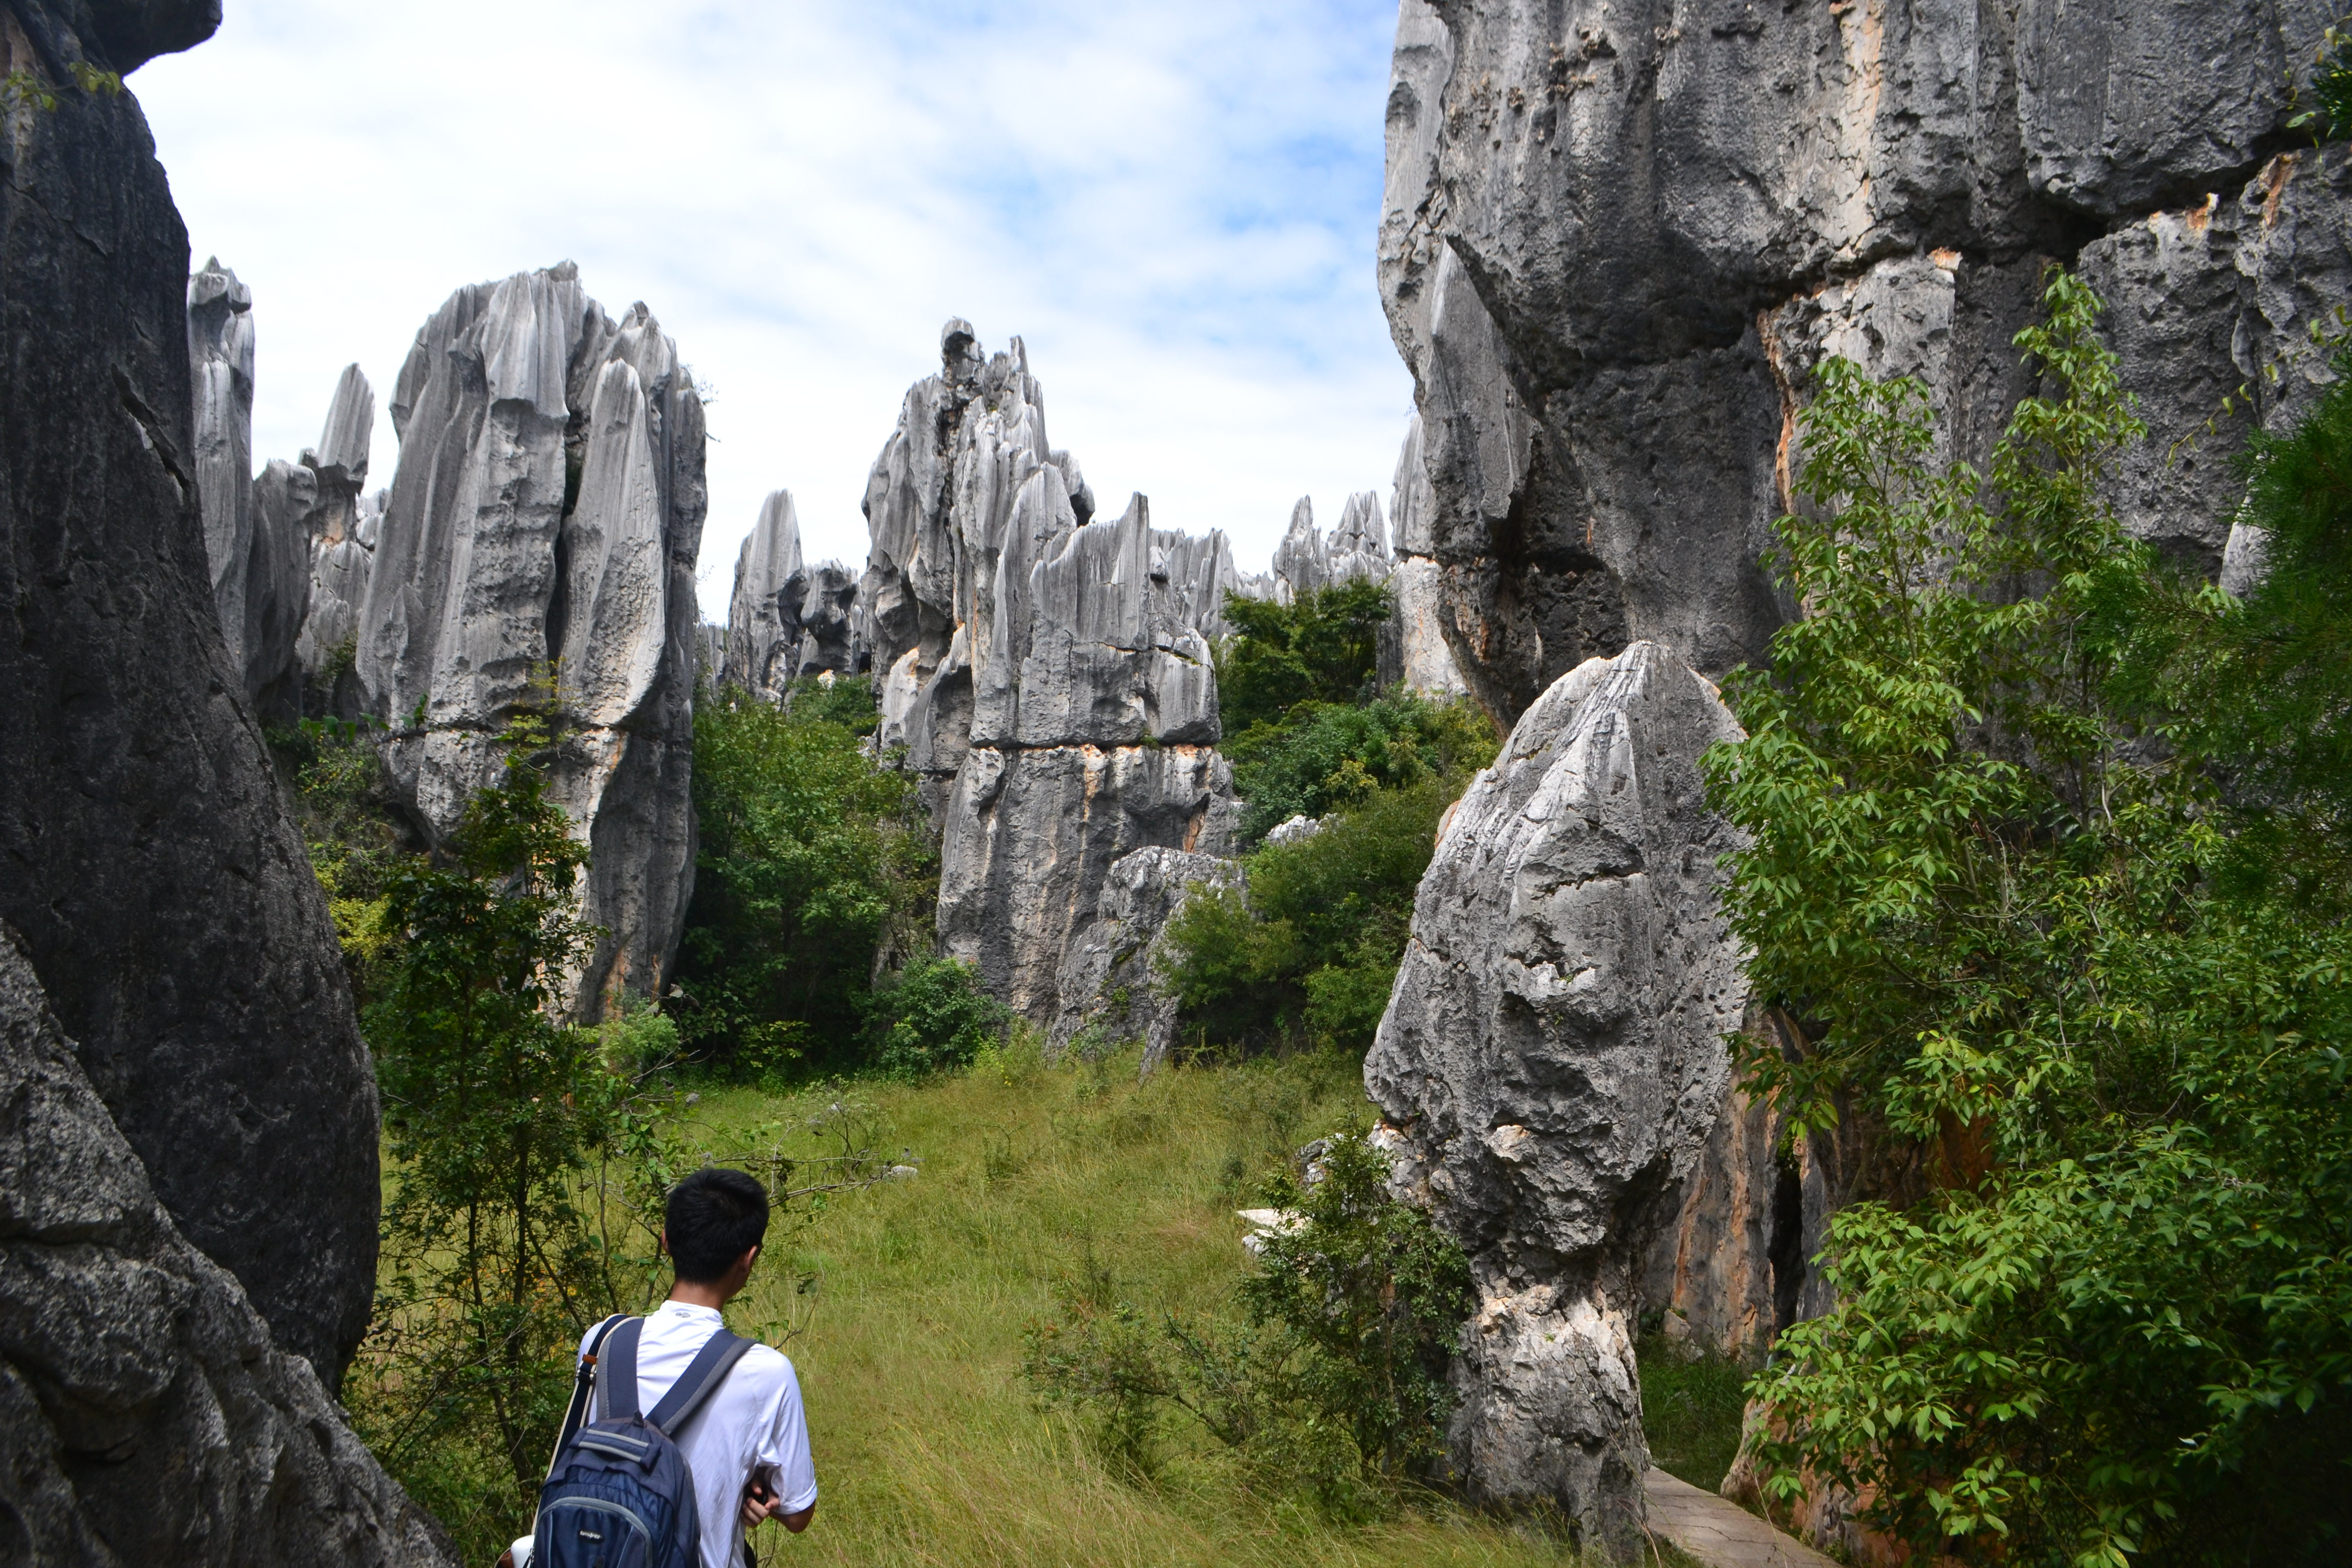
[0,0,382,1384]
[292,364,379,684]
[722,489,866,700]
[1380,414,1473,697]
[1377,0,2340,725]
[0,927,453,1566]
[187,256,312,721]
[1269,493,1391,602]
[1364,643,1747,1555]
[862,321,1239,1023]
[356,265,705,1018]
[1048,846,1240,1067]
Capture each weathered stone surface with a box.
[861,323,1241,1024]
[1377,414,1474,698]
[293,370,381,684]
[722,491,867,700]
[0,0,380,1381]
[1049,846,1241,1068]
[1378,0,2341,722]
[357,266,704,1018]
[940,743,1236,1021]
[0,926,453,1567]
[1365,643,1748,1554]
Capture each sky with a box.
[131,0,1415,611]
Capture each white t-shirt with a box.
[576,1302,819,1568]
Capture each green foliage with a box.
[2293,23,2352,141]
[351,708,681,1549]
[1225,690,1498,844]
[675,678,933,1076]
[1707,270,2352,1564]
[1022,1128,1470,1518]
[862,954,1012,1080]
[1215,579,1395,736]
[783,672,886,735]
[1160,778,1460,1054]
[1636,1335,1752,1495]
[269,714,410,998]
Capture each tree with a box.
[1215,578,1394,736]
[674,678,932,1076]
[353,708,673,1548]
[1706,270,2352,1564]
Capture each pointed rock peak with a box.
[1288,496,1315,534]
[941,317,983,384]
[188,256,251,313]
[313,363,374,485]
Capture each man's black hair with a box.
[665,1167,770,1284]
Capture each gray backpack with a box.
[533,1314,754,1568]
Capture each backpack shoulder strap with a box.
[547,1313,631,1477]
[598,1315,648,1423]
[647,1327,756,1438]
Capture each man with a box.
[507,1167,817,1568]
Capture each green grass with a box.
[1635,1336,1751,1496]
[694,1040,1606,1567]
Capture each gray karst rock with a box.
[1378,414,1474,698]
[1377,0,2340,725]
[1364,643,1748,1556]
[723,489,809,701]
[1271,494,1394,602]
[1,0,382,1385]
[293,370,381,688]
[1048,847,1242,1068]
[356,265,705,1019]
[186,256,312,721]
[721,491,868,699]
[187,257,255,660]
[0,926,453,1567]
[861,322,1239,1023]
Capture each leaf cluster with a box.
[1214,578,1395,736]
[1224,689,1498,844]
[674,677,934,1076]
[1711,270,2352,1563]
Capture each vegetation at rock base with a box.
[1707,269,2352,1564]
[1167,583,1500,1055]
[1215,578,1396,737]
[1023,1125,1470,1521]
[673,676,938,1079]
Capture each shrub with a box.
[675,678,933,1075]
[1161,777,1461,1054]
[1022,1127,1470,1517]
[1224,690,1497,844]
[1711,270,2352,1563]
[863,954,1012,1079]
[1215,579,1394,736]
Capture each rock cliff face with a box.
[1364,643,1747,1555]
[1048,846,1241,1067]
[0,0,382,1384]
[0,927,452,1566]
[1379,0,2341,724]
[862,322,1238,1023]
[356,265,705,1018]
[723,489,866,700]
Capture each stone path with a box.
[1643,1469,1839,1568]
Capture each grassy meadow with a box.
[681,1040,1606,1568]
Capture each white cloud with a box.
[131,0,1414,613]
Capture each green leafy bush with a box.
[1224,690,1497,844]
[1160,778,1459,1054]
[675,678,933,1075]
[862,953,1012,1079]
[1709,270,2352,1564]
[1022,1127,1470,1517]
[1215,579,1394,736]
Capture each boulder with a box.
[0,925,452,1566]
[0,0,381,1382]
[1378,0,2341,724]
[356,266,705,1019]
[861,323,1242,1025]
[1364,642,1748,1556]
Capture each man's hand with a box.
[741,1478,815,1534]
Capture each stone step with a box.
[1644,1468,1837,1568]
